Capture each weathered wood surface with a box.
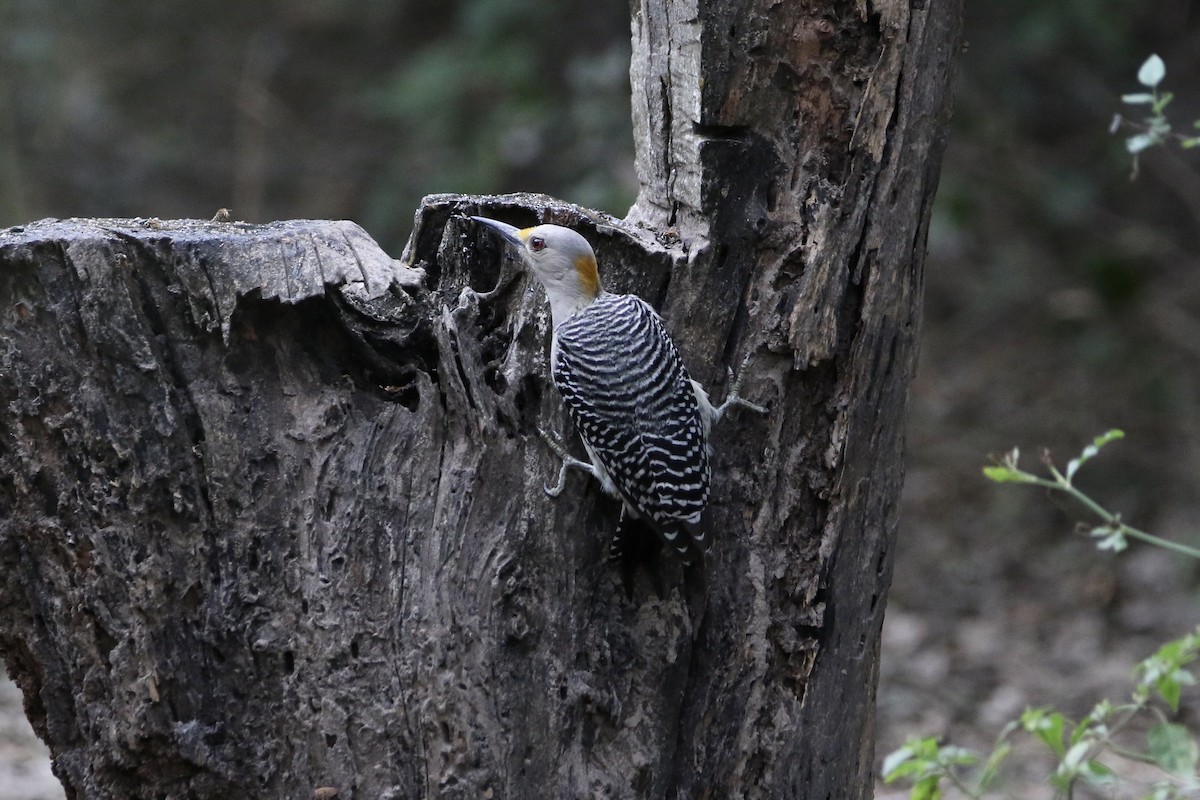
[0,204,715,799]
[0,0,962,796]
[628,0,961,795]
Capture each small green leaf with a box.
[1127,133,1159,154]
[911,775,942,800]
[1022,708,1068,757]
[1062,740,1090,771]
[937,746,978,767]
[882,737,967,783]
[983,447,1036,483]
[983,465,1031,483]
[1067,431,1122,479]
[882,738,956,799]
[1137,634,1200,711]
[1139,54,1166,88]
[1162,674,1186,711]
[1148,722,1199,776]
[1084,699,1114,725]
[1081,758,1116,785]
[1091,525,1128,552]
[1122,92,1156,104]
[978,741,1012,791]
[882,744,919,780]
[1069,712,1102,747]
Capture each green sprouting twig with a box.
[1111,55,1200,178]
[983,430,1200,561]
[882,628,1200,798]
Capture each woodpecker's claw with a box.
[537,428,593,497]
[716,354,768,418]
[544,463,569,497]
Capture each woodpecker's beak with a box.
[470,216,523,247]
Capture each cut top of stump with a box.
[0,217,425,340]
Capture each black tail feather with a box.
[609,506,714,600]
[610,509,663,598]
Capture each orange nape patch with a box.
[574,255,601,297]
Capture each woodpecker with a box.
[471,216,762,562]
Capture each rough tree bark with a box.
[0,1,960,798]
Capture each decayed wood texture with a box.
[627,0,961,795]
[0,0,960,797]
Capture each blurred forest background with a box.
[1,1,1199,797]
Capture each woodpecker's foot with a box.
[545,462,570,497]
[716,354,767,418]
[537,428,596,497]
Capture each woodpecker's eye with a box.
[530,236,546,252]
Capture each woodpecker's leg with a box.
[537,428,601,497]
[714,354,768,420]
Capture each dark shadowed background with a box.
[1,1,1198,797]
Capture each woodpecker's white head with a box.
[472,217,602,328]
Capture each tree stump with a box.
[0,0,962,797]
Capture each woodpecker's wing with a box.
[551,294,710,549]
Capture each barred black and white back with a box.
[551,292,710,557]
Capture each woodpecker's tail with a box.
[609,511,663,598]
[609,510,708,568]
[608,512,707,634]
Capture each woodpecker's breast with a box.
[550,293,710,526]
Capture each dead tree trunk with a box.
[0,1,960,798]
